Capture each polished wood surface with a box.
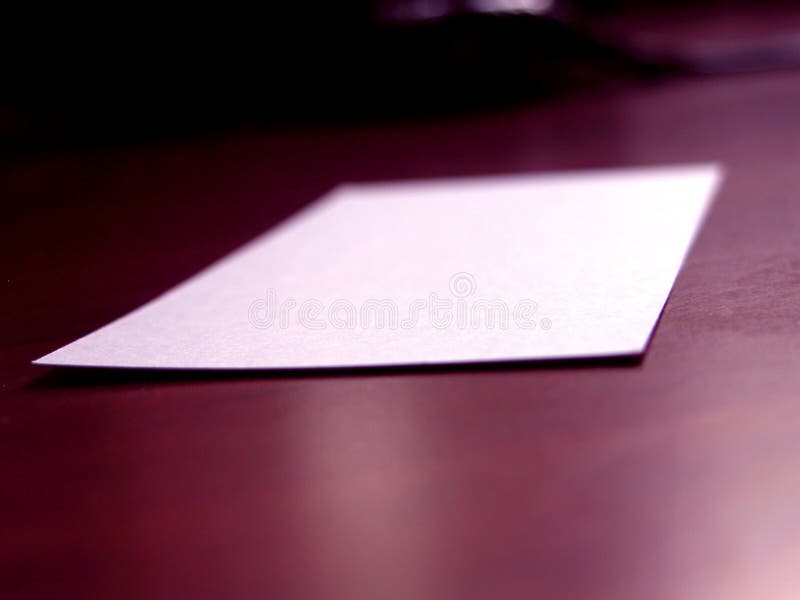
[3,69,800,598]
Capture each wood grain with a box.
[3,69,800,599]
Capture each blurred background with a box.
[3,0,800,159]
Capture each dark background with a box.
[4,0,799,156]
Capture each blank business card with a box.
[35,164,723,370]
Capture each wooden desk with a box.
[3,70,800,599]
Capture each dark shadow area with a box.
[2,3,671,163]
[27,354,643,389]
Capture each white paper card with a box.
[35,165,723,369]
